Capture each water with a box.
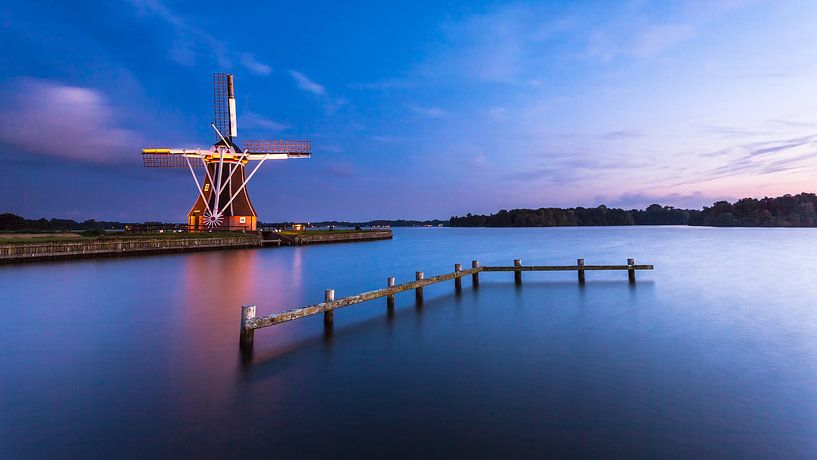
[2,227,817,458]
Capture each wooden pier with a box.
[239,258,654,349]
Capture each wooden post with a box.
[240,304,256,349]
[472,260,480,287]
[514,259,522,285]
[628,258,636,284]
[454,263,462,292]
[577,258,585,284]
[416,271,424,303]
[387,276,395,309]
[324,289,334,325]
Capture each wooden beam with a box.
[244,267,481,330]
[481,264,654,271]
[242,262,655,333]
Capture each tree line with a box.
[4,193,817,231]
[449,193,817,227]
[0,213,127,231]
[688,193,817,226]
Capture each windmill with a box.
[142,73,311,231]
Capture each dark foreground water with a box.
[2,227,817,458]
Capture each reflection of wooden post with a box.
[577,259,585,284]
[514,259,522,285]
[416,272,424,303]
[472,260,480,287]
[240,304,256,349]
[628,259,636,284]
[454,264,462,292]
[324,289,334,325]
[387,277,395,309]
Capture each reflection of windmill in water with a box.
[142,73,311,231]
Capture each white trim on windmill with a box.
[228,74,238,138]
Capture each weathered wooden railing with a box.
[239,258,654,349]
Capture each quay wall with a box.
[0,230,394,264]
[0,236,261,264]
[293,230,393,245]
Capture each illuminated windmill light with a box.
[142,73,311,231]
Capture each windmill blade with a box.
[242,140,312,158]
[142,149,206,168]
[213,73,230,142]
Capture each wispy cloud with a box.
[505,155,634,184]
[425,6,530,83]
[674,133,817,187]
[767,118,817,129]
[420,1,752,86]
[239,54,271,75]
[241,111,288,131]
[409,105,445,118]
[324,162,355,177]
[582,1,755,62]
[348,78,416,91]
[0,79,140,163]
[487,107,508,121]
[370,135,403,143]
[598,129,642,139]
[586,22,696,61]
[287,70,348,116]
[324,97,347,115]
[288,70,326,96]
[470,154,490,169]
[315,143,344,153]
[128,0,272,75]
[697,124,768,138]
[745,135,817,157]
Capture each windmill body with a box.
[142,73,311,231]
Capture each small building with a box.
[291,223,306,231]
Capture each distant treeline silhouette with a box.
[0,213,128,231]
[449,193,817,227]
[5,193,817,231]
[690,193,817,226]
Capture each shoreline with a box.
[0,230,393,264]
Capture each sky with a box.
[1,0,817,222]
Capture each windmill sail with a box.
[213,73,231,142]
[142,149,205,168]
[242,140,312,158]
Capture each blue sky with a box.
[1,0,817,221]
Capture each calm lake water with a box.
[2,227,817,457]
